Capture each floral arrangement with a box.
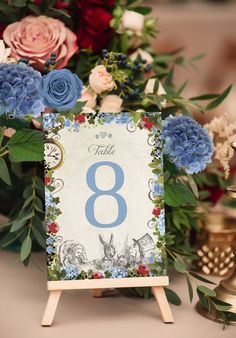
[0,0,235,326]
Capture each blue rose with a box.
[39,69,83,111]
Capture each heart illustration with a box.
[95,134,99,139]
[100,132,107,138]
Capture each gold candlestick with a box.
[197,142,236,322]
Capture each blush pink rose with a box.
[3,16,78,70]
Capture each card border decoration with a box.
[42,112,174,326]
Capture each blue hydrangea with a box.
[106,267,128,278]
[43,113,57,130]
[0,62,44,118]
[157,209,165,236]
[162,115,214,174]
[63,265,78,280]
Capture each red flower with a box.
[92,272,104,279]
[77,6,114,53]
[137,265,150,277]
[79,0,115,6]
[48,222,59,234]
[152,207,161,217]
[75,114,86,124]
[44,176,52,186]
[140,116,154,130]
[0,23,6,39]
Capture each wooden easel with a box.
[41,276,174,326]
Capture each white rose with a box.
[0,40,11,63]
[145,78,167,108]
[89,65,115,94]
[99,95,123,113]
[130,48,153,64]
[79,86,97,109]
[118,10,144,36]
[81,106,96,115]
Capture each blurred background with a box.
[147,0,236,123]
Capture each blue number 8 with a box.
[85,161,127,228]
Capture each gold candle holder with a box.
[196,142,236,322]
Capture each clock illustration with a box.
[44,139,64,170]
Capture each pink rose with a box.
[3,16,78,70]
[79,86,97,109]
[99,95,123,113]
[89,65,115,94]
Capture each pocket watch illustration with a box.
[44,139,64,170]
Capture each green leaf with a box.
[164,287,182,306]
[20,236,32,261]
[132,6,152,15]
[197,288,209,310]
[67,101,87,115]
[7,130,43,162]
[205,85,232,111]
[10,0,27,7]
[0,127,4,146]
[186,276,193,303]
[174,260,186,273]
[211,298,232,312]
[197,285,216,298]
[165,183,196,207]
[189,93,219,101]
[28,3,42,15]
[189,271,216,285]
[0,228,24,248]
[32,226,45,249]
[10,210,34,232]
[0,158,11,185]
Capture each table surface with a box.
[0,250,235,338]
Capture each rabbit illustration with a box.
[99,234,116,265]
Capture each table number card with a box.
[44,112,166,281]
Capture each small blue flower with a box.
[46,245,55,254]
[63,265,78,280]
[152,182,164,197]
[39,69,83,111]
[0,63,44,118]
[162,115,214,174]
[46,236,54,245]
[43,113,57,130]
[106,267,128,278]
[157,209,165,236]
[45,188,54,208]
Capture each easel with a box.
[41,276,174,326]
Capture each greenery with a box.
[0,0,235,326]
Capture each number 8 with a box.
[85,161,127,228]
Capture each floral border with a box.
[44,112,166,281]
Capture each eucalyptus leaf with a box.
[164,287,182,306]
[0,158,11,185]
[197,285,216,298]
[189,271,216,285]
[32,226,45,249]
[205,85,232,111]
[20,236,32,261]
[174,260,186,273]
[186,276,193,303]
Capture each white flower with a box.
[89,65,115,94]
[81,106,96,115]
[79,86,97,109]
[145,78,167,108]
[130,48,153,64]
[118,10,145,36]
[0,40,11,63]
[99,95,123,113]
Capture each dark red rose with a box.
[44,176,52,186]
[0,23,6,39]
[77,6,114,53]
[152,207,161,217]
[48,222,59,234]
[75,114,86,124]
[92,272,104,279]
[141,116,154,130]
[137,265,150,277]
[79,0,115,6]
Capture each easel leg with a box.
[152,286,174,323]
[92,289,103,298]
[41,290,62,326]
